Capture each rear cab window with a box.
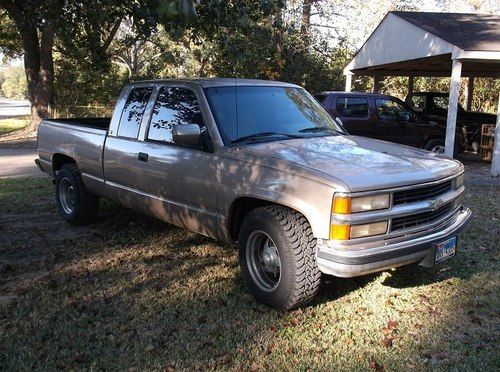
[117,87,153,138]
[336,97,369,118]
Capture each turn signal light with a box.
[332,196,351,214]
[330,224,350,240]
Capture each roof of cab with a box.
[127,78,301,88]
[315,91,396,99]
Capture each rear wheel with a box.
[238,206,321,310]
[55,163,98,225]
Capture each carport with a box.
[343,12,500,176]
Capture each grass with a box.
[0,116,30,135]
[0,178,499,370]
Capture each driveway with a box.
[0,148,47,178]
[0,98,30,119]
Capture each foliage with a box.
[0,66,27,99]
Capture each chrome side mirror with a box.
[172,124,200,146]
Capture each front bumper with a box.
[316,206,472,278]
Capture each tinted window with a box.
[336,97,369,118]
[118,87,153,138]
[375,98,412,121]
[147,87,205,145]
[204,86,343,144]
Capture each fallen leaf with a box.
[381,335,394,348]
[369,358,384,371]
[250,362,260,372]
[145,344,155,352]
[290,318,300,327]
[387,320,398,329]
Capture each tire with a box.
[424,139,446,154]
[55,163,99,225]
[424,139,461,157]
[238,205,321,310]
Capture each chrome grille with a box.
[391,204,453,231]
[393,180,452,205]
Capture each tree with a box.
[1,66,27,99]
[0,0,193,130]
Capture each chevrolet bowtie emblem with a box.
[429,199,444,211]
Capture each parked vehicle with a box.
[37,79,471,310]
[314,91,467,155]
[406,92,496,152]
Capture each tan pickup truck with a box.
[36,79,471,310]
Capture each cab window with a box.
[147,86,207,148]
[336,97,369,118]
[117,87,153,138]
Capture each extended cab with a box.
[37,79,471,310]
[315,91,467,155]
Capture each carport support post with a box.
[466,77,474,111]
[373,76,382,93]
[491,94,500,177]
[445,59,462,157]
[345,73,353,92]
[408,75,414,96]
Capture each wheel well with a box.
[228,197,284,242]
[52,153,76,173]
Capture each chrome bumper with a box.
[316,206,472,278]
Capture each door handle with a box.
[138,152,149,162]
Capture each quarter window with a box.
[117,87,153,138]
[147,87,205,145]
[336,97,369,118]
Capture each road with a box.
[0,148,47,178]
[0,98,30,119]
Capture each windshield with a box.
[204,86,344,145]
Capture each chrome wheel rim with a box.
[431,145,445,154]
[246,230,281,292]
[59,177,76,214]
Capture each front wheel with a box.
[55,163,99,225]
[424,139,446,154]
[238,206,321,310]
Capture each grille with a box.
[393,180,452,205]
[391,204,453,231]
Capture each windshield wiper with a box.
[231,132,301,144]
[299,126,337,133]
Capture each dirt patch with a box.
[0,128,37,149]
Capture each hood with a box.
[460,111,497,125]
[239,135,462,192]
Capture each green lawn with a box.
[0,116,30,135]
[0,178,499,370]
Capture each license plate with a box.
[435,236,457,264]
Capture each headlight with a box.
[454,174,464,189]
[329,221,388,240]
[332,194,390,214]
[350,221,388,239]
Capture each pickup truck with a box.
[314,91,467,155]
[37,79,471,310]
[406,91,496,152]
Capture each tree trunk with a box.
[300,0,314,43]
[2,2,56,131]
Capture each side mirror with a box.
[172,124,200,146]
